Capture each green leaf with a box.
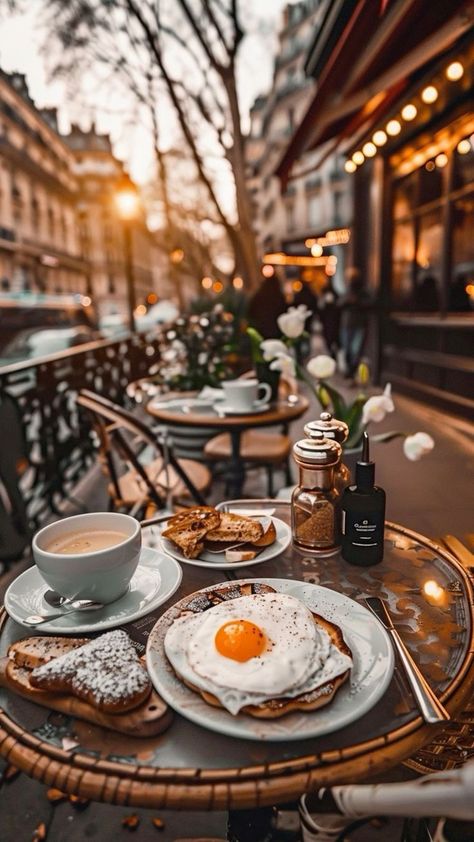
[371,431,406,443]
[345,396,366,441]
[246,327,264,363]
[320,382,347,420]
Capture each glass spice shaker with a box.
[291,433,342,557]
[304,411,351,492]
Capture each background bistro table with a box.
[0,501,473,812]
[145,395,309,497]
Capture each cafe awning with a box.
[275,0,473,185]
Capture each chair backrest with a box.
[77,390,206,507]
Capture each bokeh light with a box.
[421,85,438,104]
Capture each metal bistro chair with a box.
[77,390,211,519]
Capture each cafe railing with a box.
[0,332,162,565]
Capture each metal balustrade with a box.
[0,331,162,564]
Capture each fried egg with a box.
[164,592,352,715]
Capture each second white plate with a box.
[146,578,395,742]
[160,516,291,569]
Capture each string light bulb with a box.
[421,85,438,104]
[435,152,448,168]
[362,142,377,157]
[344,159,357,173]
[352,150,364,165]
[372,130,387,146]
[386,119,401,136]
[457,139,471,155]
[446,61,464,81]
[311,243,323,257]
[401,103,417,121]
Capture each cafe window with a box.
[390,131,474,313]
[307,193,321,228]
[286,200,295,232]
[450,192,474,312]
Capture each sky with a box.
[0,0,292,188]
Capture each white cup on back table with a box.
[222,379,272,412]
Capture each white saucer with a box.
[5,547,182,634]
[160,517,291,569]
[214,401,270,416]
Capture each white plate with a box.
[214,401,270,416]
[5,547,182,634]
[160,517,291,569]
[146,578,394,741]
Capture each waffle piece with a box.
[29,630,151,713]
[1,657,171,738]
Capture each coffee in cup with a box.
[222,379,272,412]
[45,530,128,555]
[33,512,141,604]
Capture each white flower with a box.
[306,354,336,380]
[362,383,395,425]
[403,432,435,461]
[277,305,311,339]
[270,352,296,378]
[260,338,287,362]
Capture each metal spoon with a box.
[43,590,78,609]
[24,600,105,627]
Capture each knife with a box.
[364,597,450,724]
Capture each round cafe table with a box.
[0,501,473,814]
[145,394,309,498]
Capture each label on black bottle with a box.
[341,511,384,547]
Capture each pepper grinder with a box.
[291,433,342,556]
[304,411,351,492]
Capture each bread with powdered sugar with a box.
[29,630,151,713]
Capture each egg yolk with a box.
[215,620,267,662]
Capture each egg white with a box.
[164,592,352,715]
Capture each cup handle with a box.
[255,382,272,406]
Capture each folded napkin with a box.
[198,386,225,401]
[228,508,276,517]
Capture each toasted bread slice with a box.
[169,583,352,719]
[165,507,220,531]
[163,507,221,558]
[8,636,89,670]
[205,512,263,544]
[251,518,277,547]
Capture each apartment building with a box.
[0,71,87,295]
[246,0,352,297]
[0,71,160,317]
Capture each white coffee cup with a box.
[222,379,272,412]
[32,512,141,604]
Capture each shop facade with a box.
[276,0,473,417]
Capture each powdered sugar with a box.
[31,630,150,707]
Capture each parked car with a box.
[0,293,99,366]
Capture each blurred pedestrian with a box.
[340,268,371,378]
[247,275,287,338]
[317,278,340,359]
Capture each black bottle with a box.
[340,432,385,566]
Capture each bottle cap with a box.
[304,411,349,444]
[293,434,342,467]
[355,431,375,489]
